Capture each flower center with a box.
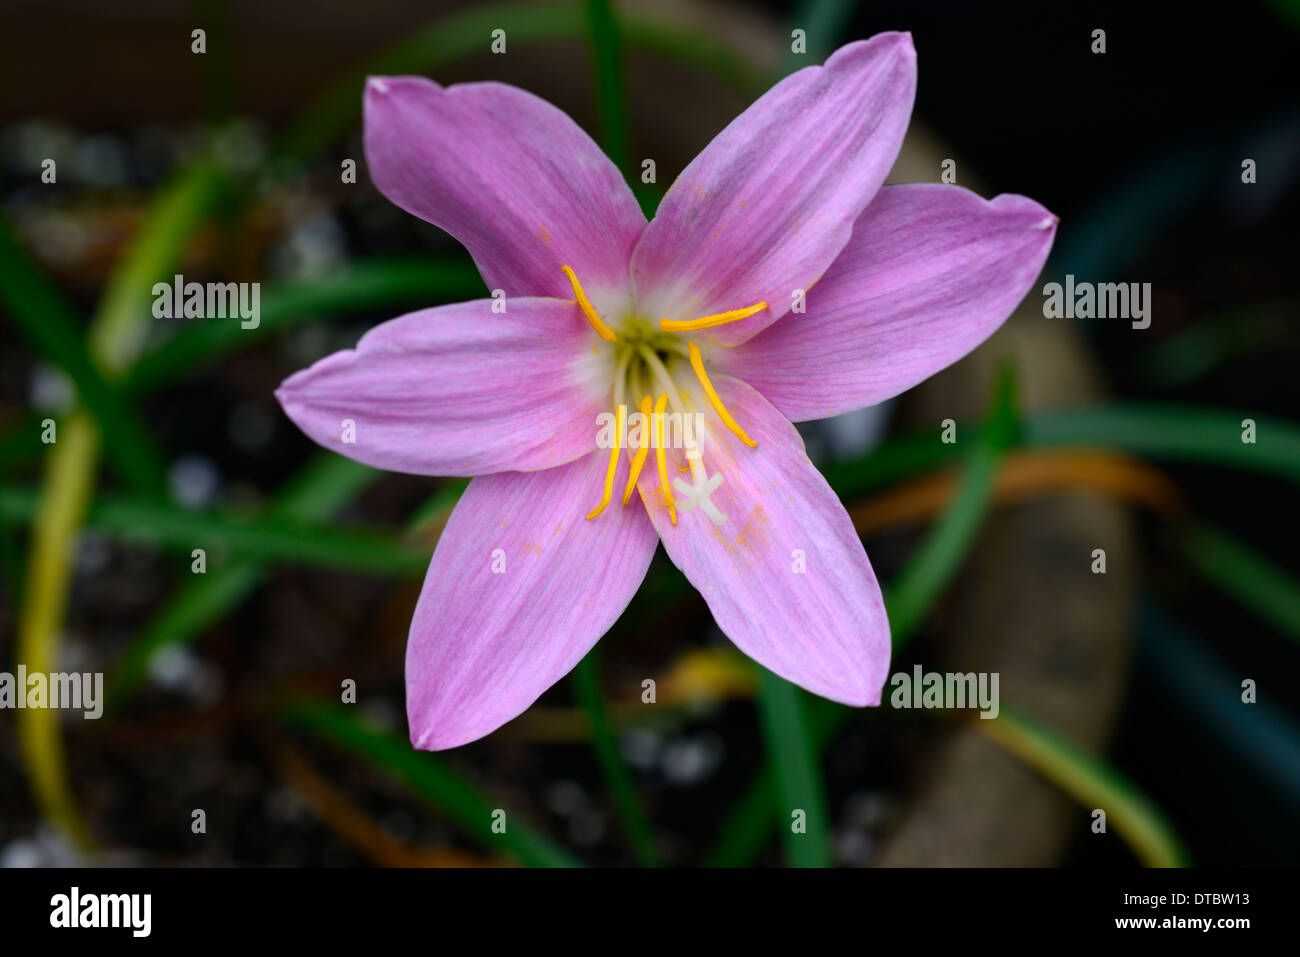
[562,265,766,526]
[609,317,688,412]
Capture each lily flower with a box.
[276,33,1057,750]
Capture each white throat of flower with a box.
[563,265,766,527]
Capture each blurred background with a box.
[0,0,1297,867]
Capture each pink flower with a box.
[276,33,1057,750]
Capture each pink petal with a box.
[629,34,916,346]
[407,451,659,749]
[637,376,890,705]
[717,184,1058,421]
[276,298,607,477]
[364,76,645,311]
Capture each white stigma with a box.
[674,452,728,526]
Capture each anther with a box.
[586,403,625,519]
[622,395,653,505]
[659,301,767,333]
[562,265,618,342]
[687,342,757,448]
[652,393,677,525]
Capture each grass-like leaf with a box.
[13,160,225,848]
[104,456,379,710]
[106,470,469,713]
[0,416,45,472]
[89,162,226,375]
[755,667,831,867]
[823,404,1300,502]
[571,650,661,866]
[13,417,100,848]
[280,701,582,867]
[974,706,1191,867]
[883,367,1018,640]
[584,0,629,176]
[1180,523,1300,647]
[0,223,165,495]
[0,484,428,578]
[1024,405,1300,486]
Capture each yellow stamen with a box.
[561,265,617,342]
[652,393,677,524]
[586,403,625,519]
[687,342,757,448]
[659,301,767,333]
[622,395,653,505]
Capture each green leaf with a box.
[621,10,763,93]
[1180,522,1300,647]
[571,650,660,866]
[13,416,100,849]
[89,161,226,376]
[820,430,959,501]
[975,706,1191,868]
[584,0,629,176]
[1023,405,1300,486]
[776,0,860,76]
[0,483,427,578]
[704,691,843,868]
[1136,304,1292,390]
[755,667,831,867]
[14,157,227,848]
[108,565,262,713]
[0,416,45,472]
[280,701,582,867]
[823,404,1300,502]
[1262,0,1300,30]
[883,364,1018,642]
[106,465,468,714]
[104,456,379,710]
[405,478,469,538]
[0,223,166,495]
